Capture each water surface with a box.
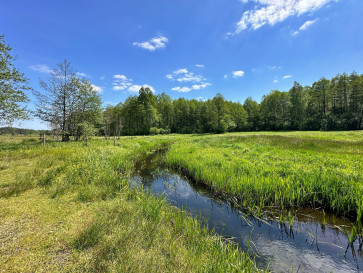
[130,149,362,272]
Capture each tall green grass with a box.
[166,132,363,224]
[0,136,260,272]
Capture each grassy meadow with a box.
[166,131,363,225]
[1,131,362,272]
[0,135,258,272]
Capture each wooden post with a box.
[43,134,46,146]
[114,136,116,146]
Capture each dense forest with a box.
[102,72,363,136]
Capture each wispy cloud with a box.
[196,64,205,68]
[112,74,132,91]
[112,74,154,93]
[167,67,211,92]
[133,35,168,51]
[283,75,292,79]
[128,84,155,93]
[233,0,334,34]
[171,86,192,93]
[292,19,318,35]
[76,72,89,77]
[100,76,105,80]
[273,79,278,83]
[91,84,103,93]
[172,83,211,93]
[232,70,245,78]
[192,83,212,90]
[166,68,206,83]
[268,65,282,70]
[29,64,52,73]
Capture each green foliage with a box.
[0,35,30,125]
[33,60,102,141]
[150,127,161,135]
[72,78,102,139]
[166,132,363,223]
[289,82,305,130]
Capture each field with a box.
[0,136,257,272]
[1,131,362,272]
[166,131,363,223]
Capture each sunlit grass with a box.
[0,135,259,272]
[166,131,363,224]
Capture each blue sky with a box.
[1,0,363,129]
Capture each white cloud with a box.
[192,83,212,90]
[113,86,127,91]
[112,74,154,93]
[114,74,129,81]
[224,74,228,79]
[234,0,334,33]
[292,19,318,35]
[133,35,168,51]
[128,84,155,93]
[174,68,189,75]
[91,84,103,93]
[283,75,292,79]
[268,65,282,70]
[168,67,211,92]
[76,72,89,77]
[196,64,205,68]
[171,86,192,93]
[232,70,245,78]
[166,68,205,83]
[112,74,133,91]
[100,76,106,80]
[172,83,211,93]
[273,79,278,83]
[29,64,52,73]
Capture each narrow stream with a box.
[130,149,363,273]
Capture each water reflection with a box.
[130,150,362,272]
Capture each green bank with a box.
[0,136,258,272]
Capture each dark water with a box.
[130,149,363,272]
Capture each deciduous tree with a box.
[0,35,30,125]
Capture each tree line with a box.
[103,72,363,136]
[0,127,51,136]
[1,35,362,140]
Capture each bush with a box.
[149,127,161,135]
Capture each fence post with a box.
[43,134,46,146]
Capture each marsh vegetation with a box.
[0,131,362,272]
[0,136,258,272]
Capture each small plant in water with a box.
[288,211,294,228]
[321,209,326,229]
[348,227,357,245]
